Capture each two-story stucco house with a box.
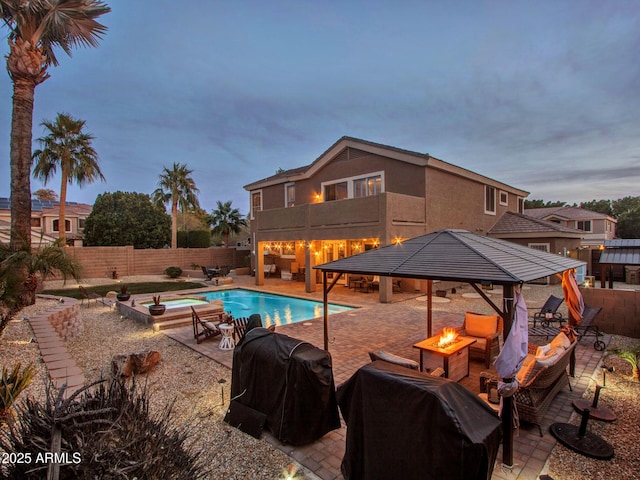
[244,137,529,301]
[0,198,92,246]
[524,206,618,279]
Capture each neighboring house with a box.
[0,198,92,247]
[0,219,59,246]
[525,206,617,279]
[244,136,529,300]
[488,211,584,284]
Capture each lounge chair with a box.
[457,312,503,368]
[191,306,222,344]
[574,305,605,351]
[79,285,102,307]
[532,295,565,327]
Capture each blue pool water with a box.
[202,289,354,326]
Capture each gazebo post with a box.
[501,283,516,468]
[427,279,433,337]
[323,271,329,351]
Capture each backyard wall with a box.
[66,246,250,279]
[580,287,640,338]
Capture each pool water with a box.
[202,289,354,326]
[141,298,209,310]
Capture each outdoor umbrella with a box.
[494,287,529,408]
[562,269,584,325]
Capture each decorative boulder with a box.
[111,350,161,377]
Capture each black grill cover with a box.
[230,328,341,445]
[337,361,502,480]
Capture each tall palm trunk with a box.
[171,199,178,249]
[7,38,49,249]
[58,167,69,244]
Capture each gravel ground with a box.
[2,281,639,479]
[1,301,303,480]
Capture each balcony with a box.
[254,192,426,241]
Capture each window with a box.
[52,219,71,232]
[499,191,508,206]
[30,217,41,227]
[517,197,525,213]
[251,191,262,219]
[78,218,86,229]
[324,182,348,201]
[285,183,295,207]
[484,185,496,214]
[577,220,592,232]
[354,175,382,198]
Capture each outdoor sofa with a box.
[482,330,577,436]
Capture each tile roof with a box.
[489,211,583,235]
[525,206,612,220]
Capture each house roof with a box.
[489,211,584,237]
[244,136,529,196]
[315,229,585,285]
[0,197,92,215]
[0,219,58,245]
[525,206,614,222]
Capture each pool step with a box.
[152,317,193,332]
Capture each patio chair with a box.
[368,350,445,376]
[79,285,102,307]
[532,295,565,327]
[574,305,605,351]
[348,275,363,289]
[457,312,503,368]
[192,306,222,344]
[201,266,215,281]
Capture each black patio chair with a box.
[532,295,565,327]
[575,305,605,351]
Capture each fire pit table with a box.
[413,334,477,381]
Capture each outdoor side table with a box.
[218,323,235,351]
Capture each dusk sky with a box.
[1,1,639,215]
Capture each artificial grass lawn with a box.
[41,281,207,300]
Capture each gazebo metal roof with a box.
[315,229,585,284]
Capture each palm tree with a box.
[153,163,200,249]
[208,201,247,247]
[0,239,81,337]
[32,113,105,245]
[1,0,110,249]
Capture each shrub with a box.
[0,362,35,422]
[0,379,208,479]
[165,266,182,278]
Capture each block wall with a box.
[580,287,640,338]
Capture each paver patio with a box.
[160,275,606,480]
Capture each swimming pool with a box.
[202,289,354,327]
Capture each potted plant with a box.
[116,284,130,302]
[148,295,166,316]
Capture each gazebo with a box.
[315,229,585,467]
